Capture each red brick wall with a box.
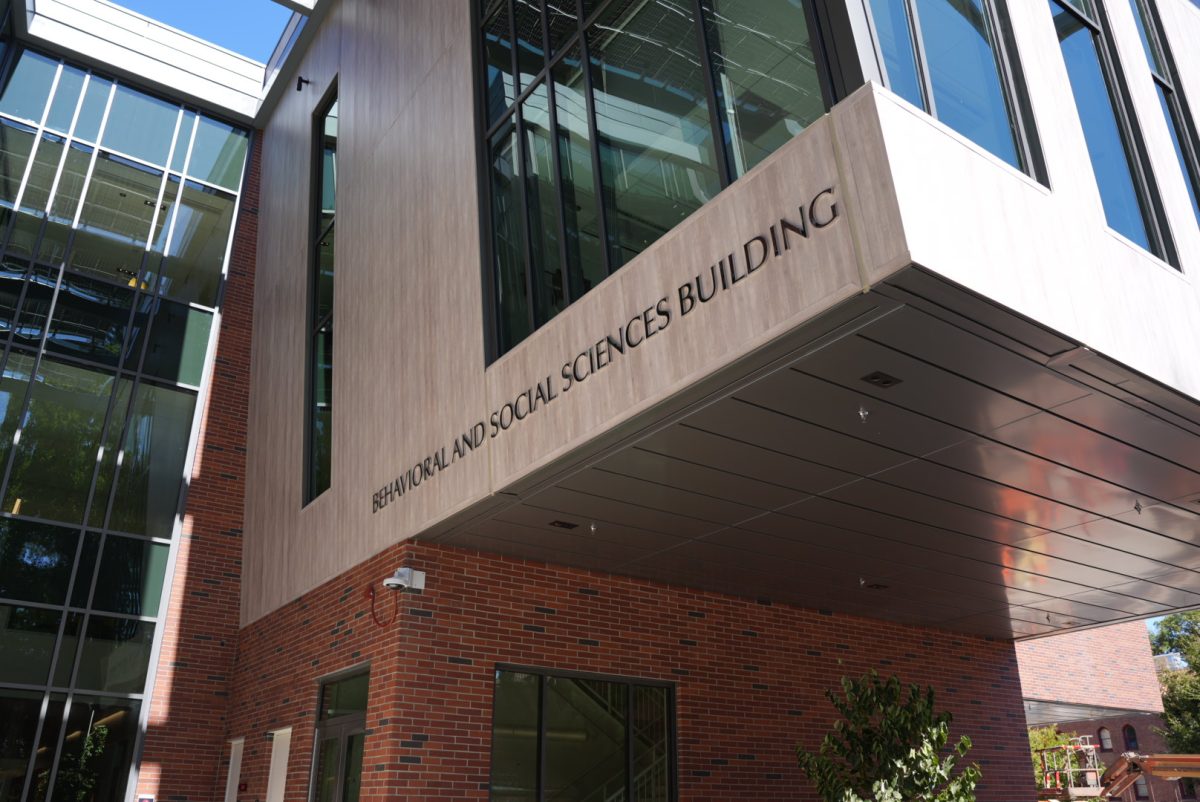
[1049,713,1182,802]
[135,130,261,802]
[225,541,1034,802]
[1015,622,1164,712]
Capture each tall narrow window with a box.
[479,0,836,356]
[490,668,675,801]
[307,92,336,502]
[1047,0,1174,262]
[1127,0,1200,224]
[865,0,1037,174]
[310,672,367,802]
[1123,724,1139,750]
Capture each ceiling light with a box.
[861,371,902,389]
[548,520,578,530]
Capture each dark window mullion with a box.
[904,0,937,117]
[691,0,732,188]
[576,0,612,278]
[542,6,572,310]
[625,681,635,802]
[536,674,547,802]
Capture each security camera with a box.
[381,567,425,592]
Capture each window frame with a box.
[1122,723,1139,751]
[861,0,1047,183]
[303,79,337,505]
[472,0,857,362]
[307,666,369,802]
[1098,726,1113,752]
[489,664,679,801]
[1047,0,1177,265]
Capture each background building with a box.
[0,0,1198,800]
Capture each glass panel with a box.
[4,358,115,524]
[0,51,57,123]
[484,4,517,126]
[170,112,196,174]
[0,257,28,336]
[1051,1,1151,249]
[74,617,154,693]
[150,175,181,255]
[633,686,671,802]
[6,212,41,259]
[27,694,66,802]
[0,119,37,209]
[188,117,248,191]
[154,180,235,306]
[342,732,365,802]
[553,46,605,300]
[0,353,34,480]
[316,222,334,322]
[589,0,723,270]
[490,124,530,351]
[547,0,577,54]
[310,322,332,498]
[21,134,64,214]
[1127,0,1163,75]
[312,737,340,802]
[50,143,92,224]
[50,695,140,802]
[91,535,169,617]
[12,264,58,350]
[320,673,369,719]
[915,0,1021,169]
[522,83,565,325]
[702,0,826,176]
[868,0,925,108]
[87,380,134,530]
[45,66,86,135]
[74,77,112,144]
[0,518,80,605]
[73,152,164,285]
[70,535,100,608]
[320,103,337,228]
[107,382,196,537]
[1157,85,1200,224]
[0,603,60,684]
[101,85,178,166]
[514,0,545,89]
[491,671,538,802]
[0,688,44,802]
[142,299,212,386]
[545,676,628,801]
[52,611,82,688]
[43,269,138,367]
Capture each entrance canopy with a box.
[432,268,1200,640]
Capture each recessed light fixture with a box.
[548,520,578,530]
[861,371,903,389]
[863,582,889,591]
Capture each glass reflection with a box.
[484,3,517,126]
[102,86,178,166]
[75,618,155,694]
[187,117,248,191]
[154,180,235,306]
[491,671,538,801]
[0,119,36,209]
[42,270,137,367]
[141,298,212,386]
[45,66,86,135]
[92,536,169,617]
[47,696,140,802]
[545,676,628,801]
[0,518,79,605]
[491,125,530,351]
[522,83,565,325]
[0,51,57,123]
[553,46,605,299]
[0,603,60,685]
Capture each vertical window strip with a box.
[1128,0,1200,225]
[307,93,336,503]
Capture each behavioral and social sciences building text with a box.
[0,0,1199,799]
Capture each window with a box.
[1126,0,1200,225]
[309,672,367,802]
[1047,0,1175,263]
[1123,724,1139,750]
[490,667,675,801]
[1098,726,1113,751]
[1180,778,1198,800]
[306,89,336,502]
[1133,777,1149,800]
[479,0,836,355]
[864,0,1040,175]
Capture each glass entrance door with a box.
[311,720,364,802]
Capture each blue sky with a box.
[115,0,293,63]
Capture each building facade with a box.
[0,0,1199,799]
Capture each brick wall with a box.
[1049,712,1182,802]
[1015,621,1164,712]
[135,131,261,802]
[225,541,1034,802]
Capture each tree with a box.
[1151,612,1200,668]
[797,671,981,802]
[1028,726,1079,787]
[1159,669,1200,754]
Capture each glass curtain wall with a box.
[1047,0,1174,263]
[480,0,830,355]
[865,0,1032,173]
[0,47,248,802]
[307,95,336,502]
[1127,0,1200,224]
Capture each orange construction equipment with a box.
[1100,753,1200,798]
[1038,739,1200,801]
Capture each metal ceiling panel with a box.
[473,515,684,561]
[1049,394,1200,473]
[520,486,721,540]
[493,503,689,552]
[1111,501,1200,545]
[558,468,765,526]
[1010,531,1191,582]
[882,567,1056,607]
[598,448,808,511]
[1099,575,1200,609]
[1056,588,1172,616]
[1050,517,1200,565]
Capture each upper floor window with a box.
[864,0,1041,176]
[1181,778,1198,800]
[1133,777,1149,800]
[1047,0,1175,264]
[490,667,675,800]
[1123,724,1139,750]
[1126,0,1200,225]
[306,89,336,502]
[1098,726,1113,751]
[479,0,836,355]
